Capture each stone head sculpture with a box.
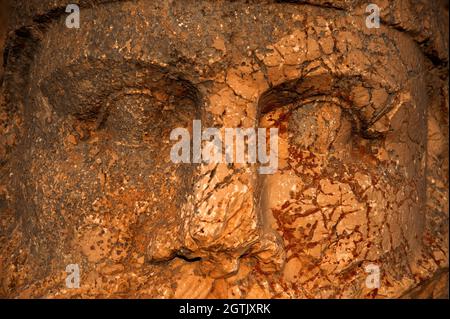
[0,0,448,298]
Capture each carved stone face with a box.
[0,0,448,298]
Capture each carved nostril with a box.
[191,230,285,278]
[146,231,181,262]
[250,231,286,273]
[200,254,241,279]
[146,240,174,262]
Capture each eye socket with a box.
[105,93,159,138]
[40,58,201,123]
[259,92,359,176]
[261,97,351,151]
[257,74,395,141]
[288,100,343,154]
[103,88,198,144]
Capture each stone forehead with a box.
[5,0,444,28]
[7,0,449,65]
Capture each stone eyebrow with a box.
[258,74,369,115]
[38,57,201,118]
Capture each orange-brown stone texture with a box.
[0,0,448,298]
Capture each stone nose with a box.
[176,162,285,277]
[146,86,286,275]
[146,163,285,277]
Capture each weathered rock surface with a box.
[0,0,448,298]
